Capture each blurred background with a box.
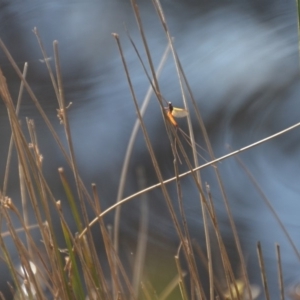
[0,0,300,298]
